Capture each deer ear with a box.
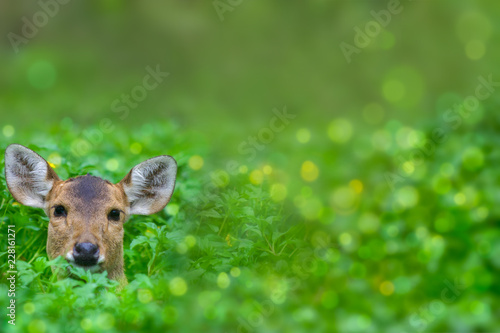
[119,155,177,215]
[4,144,60,209]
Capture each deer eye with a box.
[108,209,121,221]
[54,205,67,217]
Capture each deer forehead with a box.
[49,175,128,213]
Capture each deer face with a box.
[4,144,177,284]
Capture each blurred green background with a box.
[1,1,500,332]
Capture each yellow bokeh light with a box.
[382,66,425,108]
[137,289,153,304]
[380,281,395,296]
[169,277,188,296]
[407,130,425,147]
[339,232,352,246]
[188,155,204,170]
[166,203,179,216]
[270,183,287,202]
[300,197,324,220]
[176,242,188,254]
[239,165,248,174]
[396,126,418,149]
[470,301,486,314]
[270,280,288,304]
[327,119,353,143]
[130,142,142,154]
[402,161,415,175]
[301,161,319,182]
[71,139,90,156]
[81,318,92,331]
[296,128,311,143]
[97,313,115,330]
[3,125,15,138]
[358,212,380,234]
[396,186,419,208]
[250,170,264,185]
[349,179,363,194]
[217,272,230,289]
[382,79,405,103]
[465,40,485,60]
[262,165,273,175]
[185,235,196,248]
[475,206,489,221]
[230,267,241,277]
[48,153,62,167]
[28,319,46,333]
[454,192,466,206]
[462,147,484,171]
[106,159,119,171]
[24,302,35,315]
[330,186,358,214]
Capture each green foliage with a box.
[0,115,498,332]
[0,122,318,332]
[1,3,500,331]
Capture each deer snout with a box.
[73,242,100,267]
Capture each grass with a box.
[0,115,499,332]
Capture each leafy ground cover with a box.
[0,115,499,333]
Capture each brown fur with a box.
[5,144,177,287]
[45,175,130,283]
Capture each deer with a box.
[4,144,177,286]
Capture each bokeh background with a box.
[1,1,500,332]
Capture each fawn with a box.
[4,144,177,285]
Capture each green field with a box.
[1,1,500,332]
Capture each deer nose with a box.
[73,242,99,266]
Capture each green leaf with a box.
[199,209,222,219]
[130,236,149,250]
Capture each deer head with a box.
[4,144,177,285]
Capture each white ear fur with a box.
[119,155,177,215]
[4,144,60,209]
